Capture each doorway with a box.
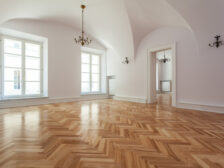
[156,49,172,105]
[147,44,176,107]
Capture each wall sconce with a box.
[209,35,223,48]
[122,57,130,64]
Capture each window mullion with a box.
[0,37,3,100]
[1,38,5,98]
[90,54,92,93]
[22,40,25,96]
[99,55,101,93]
[40,44,43,95]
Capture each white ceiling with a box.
[0,0,223,59]
[124,0,189,52]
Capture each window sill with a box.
[81,93,107,96]
[0,96,48,102]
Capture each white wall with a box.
[1,19,106,100]
[167,0,224,107]
[1,18,224,111]
[107,26,224,107]
[160,62,172,81]
[106,0,224,111]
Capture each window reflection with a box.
[81,103,99,131]
[24,111,40,137]
[3,113,22,142]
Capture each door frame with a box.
[147,43,176,107]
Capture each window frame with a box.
[81,51,102,95]
[0,35,44,100]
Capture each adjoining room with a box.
[156,49,172,105]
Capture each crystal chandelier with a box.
[74,4,92,46]
[159,51,171,63]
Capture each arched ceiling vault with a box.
[124,0,191,55]
[0,0,134,60]
[1,0,212,60]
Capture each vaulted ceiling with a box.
[0,0,223,59]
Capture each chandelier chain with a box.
[74,4,92,46]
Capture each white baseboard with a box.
[2,94,223,114]
[0,94,109,109]
[112,96,224,113]
[113,95,147,104]
[176,102,224,114]
[108,95,114,99]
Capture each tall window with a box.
[1,37,43,98]
[81,52,101,94]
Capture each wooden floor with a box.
[0,95,224,168]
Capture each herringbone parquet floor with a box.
[0,94,224,168]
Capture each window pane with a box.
[4,39,22,55]
[82,64,90,73]
[82,82,90,93]
[25,70,40,81]
[92,55,100,65]
[4,68,21,81]
[92,65,99,73]
[81,52,101,94]
[25,43,40,57]
[82,73,90,82]
[25,82,40,95]
[92,74,99,82]
[4,54,22,68]
[82,53,90,63]
[92,82,100,92]
[26,57,40,69]
[4,82,22,96]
